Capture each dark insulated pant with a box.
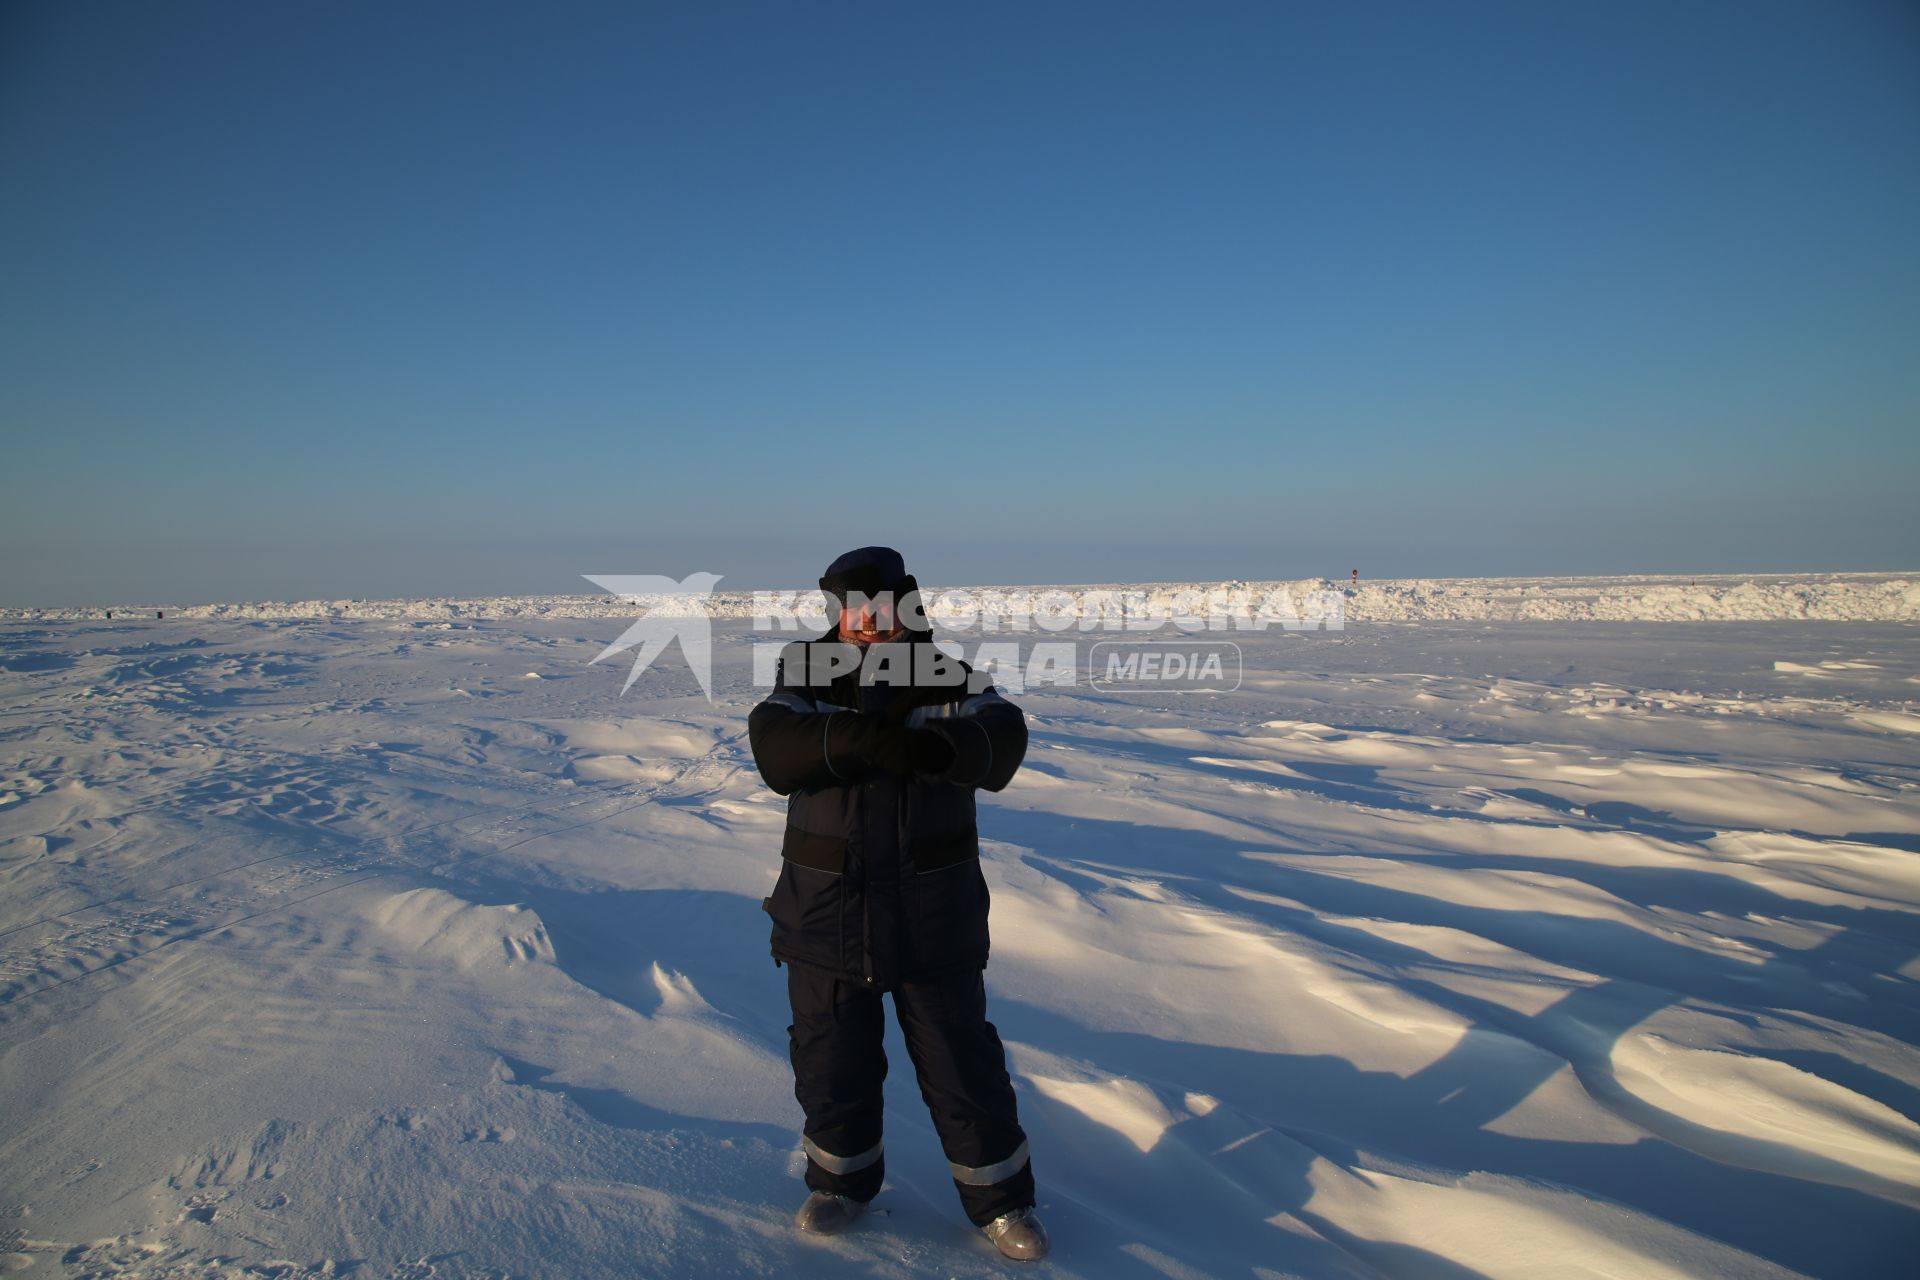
[786,961,1035,1227]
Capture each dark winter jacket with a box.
[747,621,1028,990]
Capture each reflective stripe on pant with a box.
[787,963,889,1202]
[786,961,1034,1226]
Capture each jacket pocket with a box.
[908,826,978,873]
[781,826,848,874]
[767,859,846,970]
[903,851,990,975]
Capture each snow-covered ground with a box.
[2,597,1917,1277]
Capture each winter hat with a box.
[819,545,922,620]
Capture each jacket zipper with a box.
[857,676,876,986]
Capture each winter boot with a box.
[794,1190,866,1236]
[982,1205,1050,1260]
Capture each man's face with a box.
[837,592,904,646]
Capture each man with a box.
[747,546,1049,1262]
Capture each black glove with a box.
[908,727,956,774]
[868,725,956,776]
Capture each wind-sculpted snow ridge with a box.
[6,569,1919,623]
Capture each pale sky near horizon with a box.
[3,1,1916,606]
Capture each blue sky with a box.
[2,0,1916,605]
